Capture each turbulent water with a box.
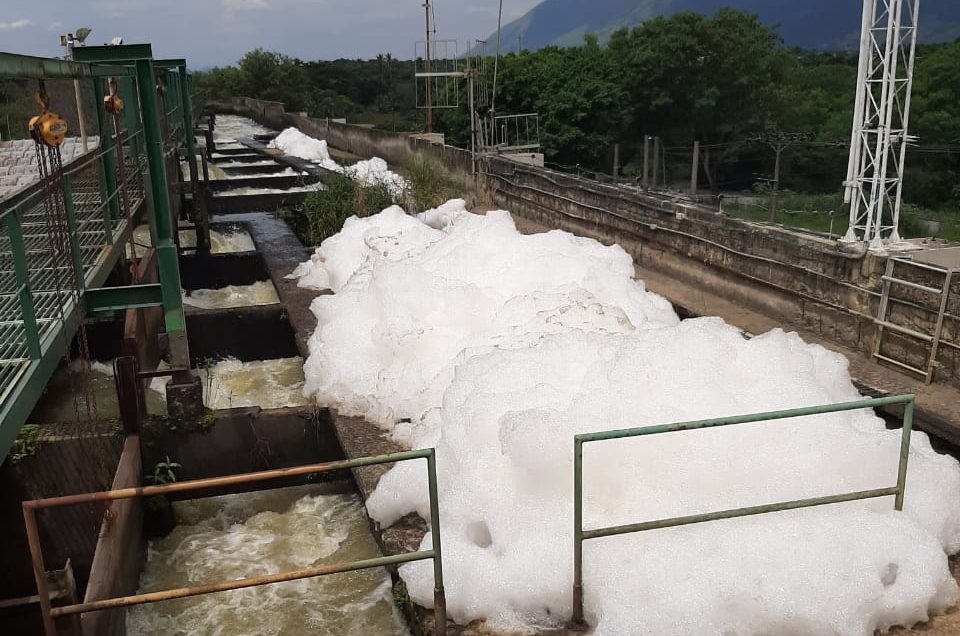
[131,225,256,256]
[126,485,409,636]
[182,281,280,309]
[199,357,308,411]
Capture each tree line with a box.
[195,9,960,208]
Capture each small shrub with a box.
[404,155,446,212]
[297,174,399,246]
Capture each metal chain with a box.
[32,84,111,490]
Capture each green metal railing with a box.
[570,394,916,627]
[0,45,198,461]
[23,448,447,636]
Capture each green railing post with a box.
[571,437,585,628]
[895,399,914,511]
[91,76,121,224]
[6,214,42,359]
[62,175,86,291]
[571,394,917,630]
[426,448,447,634]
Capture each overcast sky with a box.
[0,0,541,68]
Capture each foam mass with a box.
[292,200,960,634]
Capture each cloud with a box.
[222,0,269,12]
[0,19,30,30]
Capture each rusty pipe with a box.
[51,550,434,617]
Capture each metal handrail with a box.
[570,394,916,628]
[23,448,447,636]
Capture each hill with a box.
[475,0,960,54]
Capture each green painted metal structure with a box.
[0,44,199,461]
[570,394,917,627]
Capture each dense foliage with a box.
[160,10,960,210]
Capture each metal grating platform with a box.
[0,157,146,414]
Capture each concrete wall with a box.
[82,436,144,636]
[217,98,960,387]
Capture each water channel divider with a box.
[570,393,916,629]
[22,447,446,636]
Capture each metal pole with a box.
[690,140,700,196]
[889,0,921,242]
[895,398,914,510]
[23,506,56,636]
[134,57,188,362]
[53,551,434,616]
[770,141,783,223]
[642,135,650,187]
[571,437,586,628]
[424,0,432,134]
[468,67,477,176]
[652,136,660,189]
[427,450,447,636]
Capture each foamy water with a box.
[182,281,280,309]
[126,485,408,636]
[199,357,308,411]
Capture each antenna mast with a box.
[424,0,433,133]
[842,0,921,250]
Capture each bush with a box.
[295,173,397,246]
[404,155,447,212]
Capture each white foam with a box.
[345,157,408,198]
[293,200,960,633]
[182,281,280,309]
[269,127,342,172]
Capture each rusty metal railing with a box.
[23,448,446,635]
[570,394,916,629]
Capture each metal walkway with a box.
[0,45,200,461]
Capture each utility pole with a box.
[690,141,700,196]
[642,135,650,187]
[652,136,660,189]
[770,140,783,222]
[423,1,433,134]
[62,33,89,153]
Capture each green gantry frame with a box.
[0,44,199,461]
[570,394,916,627]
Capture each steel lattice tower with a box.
[842,0,921,250]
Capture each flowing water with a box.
[199,357,308,411]
[182,281,280,309]
[126,485,409,636]
[131,225,256,256]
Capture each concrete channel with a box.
[5,107,960,636]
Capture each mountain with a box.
[475,0,960,54]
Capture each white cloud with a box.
[0,19,31,30]
[222,0,269,12]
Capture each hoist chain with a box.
[32,80,110,489]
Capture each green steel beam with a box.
[0,52,131,79]
[71,44,154,63]
[84,284,163,312]
[570,394,917,628]
[133,54,187,336]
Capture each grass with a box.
[403,155,449,212]
[287,173,397,247]
[726,190,960,242]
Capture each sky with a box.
[0,0,541,68]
